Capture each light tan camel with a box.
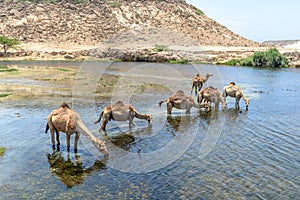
[222,82,250,110]
[197,86,226,111]
[191,73,213,95]
[159,90,202,114]
[45,103,108,156]
[94,101,152,132]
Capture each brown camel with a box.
[222,82,250,110]
[197,86,226,111]
[94,101,152,132]
[159,90,202,114]
[45,103,108,156]
[191,73,213,95]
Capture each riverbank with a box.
[2,42,300,67]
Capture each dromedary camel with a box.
[159,90,202,114]
[45,103,108,156]
[197,86,226,111]
[191,73,213,95]
[94,101,152,132]
[222,82,250,110]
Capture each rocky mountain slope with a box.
[0,0,258,46]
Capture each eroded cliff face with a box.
[0,0,258,47]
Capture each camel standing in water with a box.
[46,103,108,156]
[197,86,226,111]
[191,73,213,95]
[159,90,202,114]
[94,101,152,132]
[222,82,250,110]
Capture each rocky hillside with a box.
[0,0,273,63]
[0,0,258,46]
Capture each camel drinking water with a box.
[159,90,203,114]
[222,82,250,110]
[45,103,108,156]
[94,101,152,132]
[197,86,226,111]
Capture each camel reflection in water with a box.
[47,151,107,188]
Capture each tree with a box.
[0,36,21,53]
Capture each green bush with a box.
[168,59,188,64]
[0,36,21,53]
[154,45,168,52]
[195,9,204,16]
[0,147,5,157]
[224,48,289,68]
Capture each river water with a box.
[0,62,299,199]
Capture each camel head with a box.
[95,138,109,157]
[245,98,250,110]
[146,114,153,125]
[207,73,213,77]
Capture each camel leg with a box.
[235,97,240,110]
[66,134,71,152]
[100,119,109,132]
[167,102,173,114]
[50,129,55,149]
[74,132,79,153]
[186,105,191,114]
[56,131,60,147]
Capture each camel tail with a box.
[94,110,104,124]
[159,100,167,107]
[45,123,49,133]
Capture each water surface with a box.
[0,62,299,199]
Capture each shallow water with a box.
[0,62,300,199]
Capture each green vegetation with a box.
[0,65,18,72]
[223,48,289,68]
[154,45,169,52]
[0,93,12,98]
[0,36,21,54]
[0,147,5,157]
[168,59,188,64]
[195,9,204,16]
[107,1,122,7]
[57,68,71,72]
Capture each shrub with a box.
[195,9,204,16]
[154,45,168,52]
[0,147,5,156]
[0,36,21,53]
[224,48,289,68]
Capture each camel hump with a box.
[59,102,70,109]
[115,100,125,106]
[175,90,185,96]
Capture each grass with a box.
[57,68,71,72]
[168,59,188,64]
[0,93,12,98]
[0,65,18,72]
[0,147,5,157]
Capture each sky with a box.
[186,0,300,43]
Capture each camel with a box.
[159,90,202,114]
[222,82,250,110]
[45,103,108,156]
[94,101,152,132]
[197,86,226,111]
[191,73,213,95]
